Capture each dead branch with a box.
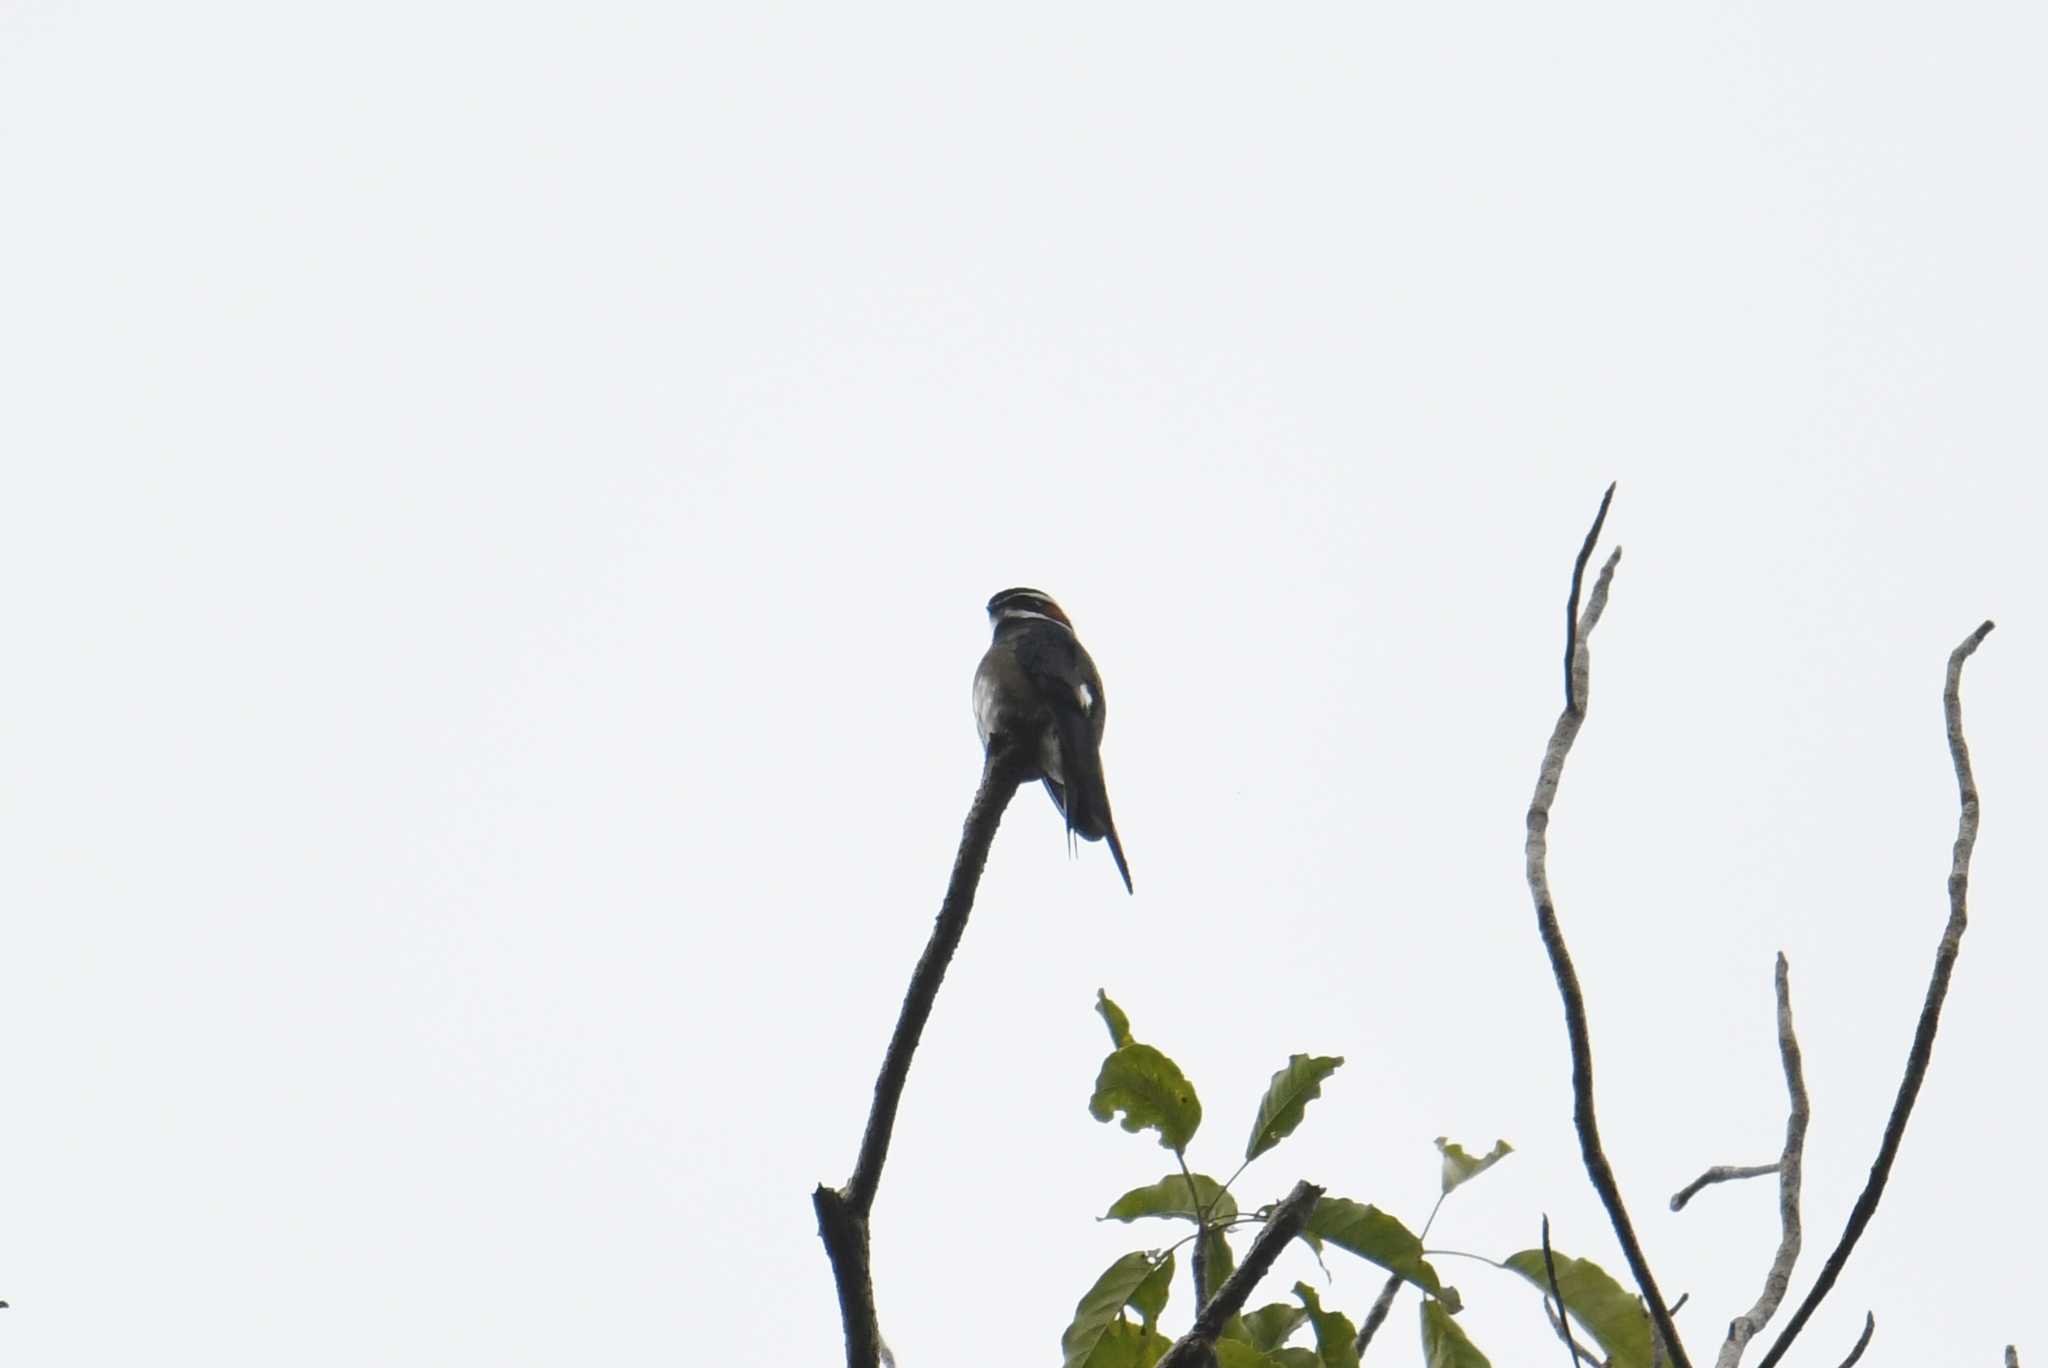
[1835,1311,1875,1367]
[1754,621,1994,1368]
[813,742,1033,1368]
[1541,1214,1588,1368]
[1525,488,1691,1368]
[1670,1165,1779,1211]
[1709,954,1810,1368]
[1353,1271,1400,1358]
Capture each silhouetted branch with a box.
[1541,1214,1588,1368]
[2005,1346,2019,1367]
[1156,1182,1324,1368]
[1526,488,1691,1368]
[1707,954,1810,1368]
[1755,621,1995,1368]
[1835,1312,1875,1367]
[814,742,1034,1368]
[1670,1165,1778,1211]
[1544,1300,1604,1366]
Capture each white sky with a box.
[1,4,2042,1365]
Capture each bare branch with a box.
[1353,1271,1401,1359]
[1545,1298,1604,1366]
[814,743,1034,1368]
[1835,1312,1875,1368]
[1526,489,1691,1368]
[1564,480,1617,715]
[1670,1165,1779,1211]
[2006,1347,2019,1368]
[1542,1214,1589,1368]
[1156,1182,1324,1368]
[1712,953,1811,1368]
[1756,621,1995,1368]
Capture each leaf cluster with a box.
[1066,992,1659,1368]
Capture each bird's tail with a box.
[1052,706,1133,894]
[1103,819,1133,895]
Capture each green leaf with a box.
[1243,1302,1308,1352]
[1419,1301,1490,1368]
[1062,1252,1172,1368]
[1292,1282,1360,1368]
[1300,1198,1460,1312]
[1076,1320,1171,1368]
[1130,1250,1174,1330]
[1105,1173,1239,1225]
[1097,990,1135,1049]
[1434,1138,1513,1196]
[1503,1249,1652,1368]
[1270,1350,1324,1368]
[1244,1054,1344,1163]
[1215,1341,1288,1368]
[1090,1044,1202,1153]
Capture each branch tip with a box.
[1755,625,1992,1368]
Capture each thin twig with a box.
[1178,1152,1211,1309]
[1755,621,1995,1368]
[1354,1273,1400,1359]
[1563,481,1617,715]
[1545,1299,1605,1366]
[1526,489,1691,1368]
[1712,953,1811,1368]
[1670,1165,1779,1211]
[1836,1312,1875,1367]
[1354,1190,1449,1358]
[1542,1214,1588,1368]
[813,743,1034,1368]
[1156,1182,1324,1368]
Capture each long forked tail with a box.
[1051,704,1133,894]
[1103,820,1133,895]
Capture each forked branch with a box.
[1525,488,1691,1368]
[1754,621,1994,1368]
[1701,954,1811,1368]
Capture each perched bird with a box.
[972,587,1132,894]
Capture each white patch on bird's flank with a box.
[1075,682,1093,713]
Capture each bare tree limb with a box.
[1526,489,1692,1368]
[1835,1312,1875,1368]
[1564,481,1617,715]
[1670,1165,1779,1211]
[1755,620,1995,1368]
[814,742,1034,1368]
[1353,1271,1401,1359]
[1542,1214,1589,1368]
[2005,1346,2019,1367]
[1711,953,1811,1368]
[1544,1299,1606,1367]
[1156,1182,1324,1368]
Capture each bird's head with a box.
[986,587,1073,631]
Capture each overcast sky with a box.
[1,4,2042,1365]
